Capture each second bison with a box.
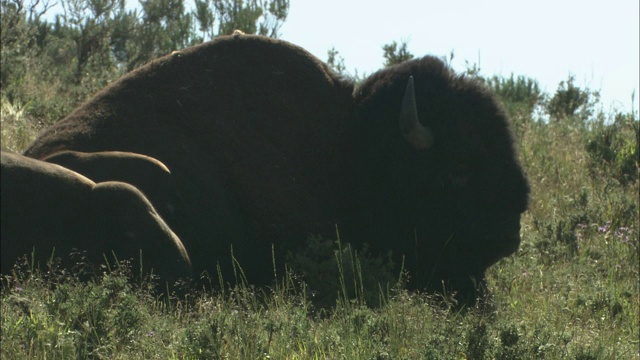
[1,152,192,284]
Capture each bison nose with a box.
[503,230,521,254]
[482,227,522,269]
[486,216,521,258]
[500,216,522,255]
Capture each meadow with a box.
[1,20,639,357]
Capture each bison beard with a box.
[22,35,529,305]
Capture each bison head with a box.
[351,56,530,303]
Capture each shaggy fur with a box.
[1,152,192,284]
[23,35,529,302]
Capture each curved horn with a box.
[399,76,435,149]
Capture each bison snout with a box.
[481,222,522,269]
[502,230,521,255]
[500,215,522,253]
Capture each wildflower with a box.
[597,221,611,233]
[614,226,633,244]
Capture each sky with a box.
[279,0,639,115]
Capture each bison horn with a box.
[400,76,435,149]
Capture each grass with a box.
[1,97,39,153]
[2,246,637,359]
[1,86,638,359]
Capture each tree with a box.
[382,40,413,67]
[257,0,288,37]
[193,0,289,40]
[109,5,139,65]
[546,75,599,121]
[326,47,346,75]
[126,0,194,69]
[193,0,215,40]
[488,74,544,114]
[192,0,290,41]
[1,0,54,93]
[59,0,121,82]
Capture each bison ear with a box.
[399,76,435,150]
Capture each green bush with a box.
[586,112,639,185]
[546,75,600,122]
[287,235,400,309]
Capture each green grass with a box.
[2,238,637,359]
[1,84,639,359]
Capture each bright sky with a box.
[280,0,639,115]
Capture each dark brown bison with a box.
[42,150,175,216]
[24,35,529,303]
[1,152,192,284]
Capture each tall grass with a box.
[1,97,38,153]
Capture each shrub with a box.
[287,235,400,309]
[586,111,639,185]
[546,75,600,122]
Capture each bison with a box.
[42,150,177,216]
[1,152,192,284]
[23,34,529,303]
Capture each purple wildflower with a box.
[597,221,611,233]
[614,226,634,244]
